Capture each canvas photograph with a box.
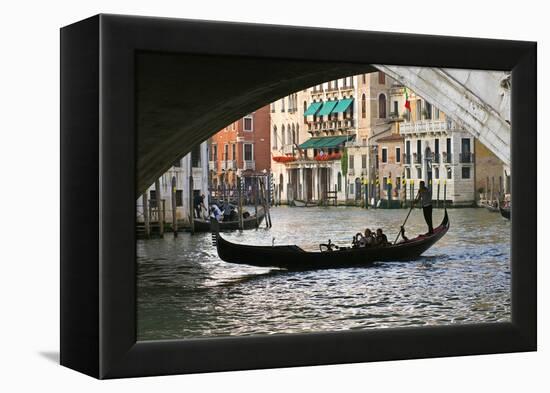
[134,53,512,341]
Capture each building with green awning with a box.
[298,135,354,149]
[331,98,354,113]
[316,100,338,116]
[303,102,323,116]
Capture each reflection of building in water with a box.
[136,142,209,229]
[271,72,398,205]
[208,105,271,194]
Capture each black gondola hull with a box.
[215,210,449,270]
[500,206,511,220]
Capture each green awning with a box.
[331,98,354,113]
[316,100,338,116]
[298,135,353,149]
[303,102,323,116]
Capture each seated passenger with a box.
[210,204,223,221]
[363,229,376,248]
[374,228,390,247]
[354,232,367,248]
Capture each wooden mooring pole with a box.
[143,192,150,238]
[436,180,441,209]
[155,179,164,237]
[171,176,178,237]
[254,177,259,228]
[189,175,194,235]
[237,176,244,230]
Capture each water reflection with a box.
[137,207,510,340]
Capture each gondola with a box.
[481,202,499,213]
[193,207,265,232]
[212,209,449,270]
[292,199,316,207]
[500,206,510,220]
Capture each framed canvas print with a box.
[60,14,536,379]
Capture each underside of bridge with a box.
[137,53,376,194]
[137,52,511,196]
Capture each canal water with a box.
[137,207,510,341]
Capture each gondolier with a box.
[416,181,434,234]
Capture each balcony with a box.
[243,160,255,171]
[221,160,237,170]
[459,152,474,163]
[208,160,216,171]
[443,152,452,164]
[399,120,458,135]
[433,153,441,163]
[403,154,412,165]
[413,153,422,164]
[308,118,355,135]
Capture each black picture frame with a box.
[60,14,536,379]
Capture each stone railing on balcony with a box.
[433,153,441,164]
[221,160,237,171]
[243,160,255,171]
[399,120,457,135]
[459,152,474,163]
[403,154,411,165]
[442,152,452,164]
[413,153,422,164]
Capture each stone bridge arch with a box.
[137,53,511,196]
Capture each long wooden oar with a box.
[393,193,418,244]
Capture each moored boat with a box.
[193,207,265,232]
[500,206,510,220]
[292,199,316,207]
[213,210,449,270]
[481,202,499,212]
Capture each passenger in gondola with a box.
[363,229,376,248]
[374,228,390,247]
[210,204,223,221]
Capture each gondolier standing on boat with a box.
[416,181,434,234]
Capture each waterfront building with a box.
[136,142,209,228]
[208,106,271,193]
[474,140,508,204]
[375,131,405,202]
[398,89,478,205]
[271,72,398,205]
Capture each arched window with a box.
[272,126,278,150]
[378,94,387,118]
[281,125,286,145]
[361,94,366,118]
[337,172,342,192]
[287,125,292,146]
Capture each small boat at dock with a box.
[292,199,317,207]
[193,207,265,232]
